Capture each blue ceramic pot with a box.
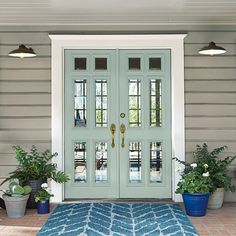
[182,192,210,217]
[37,200,50,214]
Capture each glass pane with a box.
[95,58,107,70]
[95,142,108,183]
[74,80,87,127]
[150,80,162,127]
[74,142,87,182]
[150,142,162,183]
[129,58,140,70]
[75,58,87,70]
[149,58,161,70]
[129,141,142,183]
[95,80,108,127]
[129,80,141,127]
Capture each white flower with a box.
[175,166,182,173]
[202,172,210,177]
[204,164,208,168]
[190,163,197,168]
[41,183,48,189]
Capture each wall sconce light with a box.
[8,44,36,58]
[198,42,226,56]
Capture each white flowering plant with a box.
[175,161,214,194]
[34,183,53,202]
[174,143,236,194]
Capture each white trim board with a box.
[49,34,186,202]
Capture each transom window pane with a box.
[129,142,142,183]
[95,142,108,183]
[149,58,161,70]
[74,80,87,127]
[74,58,87,70]
[95,80,108,127]
[129,58,141,70]
[74,142,87,183]
[95,58,107,70]
[150,79,162,127]
[129,80,141,127]
[150,142,162,183]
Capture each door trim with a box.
[49,34,187,202]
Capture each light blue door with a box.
[64,49,171,199]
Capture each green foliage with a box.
[175,161,214,194]
[174,143,236,194]
[3,181,32,197]
[23,185,32,195]
[1,145,70,185]
[12,185,25,195]
[193,143,236,192]
[34,189,53,202]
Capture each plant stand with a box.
[2,194,29,218]
[182,193,210,217]
[208,188,225,209]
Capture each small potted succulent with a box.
[1,179,32,218]
[34,183,53,214]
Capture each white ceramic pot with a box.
[208,188,225,209]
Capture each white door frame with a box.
[49,34,187,202]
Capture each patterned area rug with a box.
[37,203,198,236]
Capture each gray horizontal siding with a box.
[0,29,51,185]
[184,29,236,202]
[0,26,235,201]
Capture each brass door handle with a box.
[110,124,116,148]
[120,123,126,148]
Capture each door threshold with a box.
[63,198,173,203]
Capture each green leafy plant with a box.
[2,179,32,197]
[175,160,214,194]
[193,143,236,192]
[1,145,70,185]
[34,183,53,202]
[174,143,236,193]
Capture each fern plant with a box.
[175,143,236,193]
[1,145,69,185]
[193,143,236,192]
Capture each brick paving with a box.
[0,203,236,235]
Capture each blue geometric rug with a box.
[37,203,199,236]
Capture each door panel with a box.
[64,49,171,199]
[64,50,119,198]
[119,50,171,198]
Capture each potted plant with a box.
[1,179,32,218]
[35,183,53,214]
[192,143,236,209]
[175,159,214,217]
[1,145,69,208]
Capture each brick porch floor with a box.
[0,203,236,236]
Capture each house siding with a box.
[0,26,235,201]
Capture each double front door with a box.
[64,49,171,199]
